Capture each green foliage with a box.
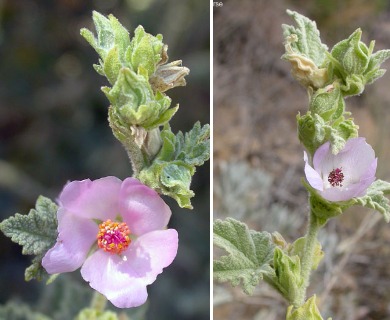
[282,10,328,67]
[174,121,211,166]
[330,29,372,75]
[303,180,350,225]
[138,122,210,208]
[354,179,390,222]
[309,83,344,122]
[80,11,131,84]
[278,10,390,319]
[328,28,390,96]
[103,68,176,130]
[272,247,304,304]
[127,25,164,77]
[81,11,182,145]
[0,196,58,281]
[213,218,275,295]
[81,11,164,81]
[288,237,324,271]
[297,111,358,156]
[81,11,208,208]
[0,301,50,320]
[286,295,328,320]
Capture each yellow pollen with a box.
[97,219,131,255]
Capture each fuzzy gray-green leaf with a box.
[0,196,58,256]
[175,122,210,166]
[282,10,328,66]
[354,179,390,222]
[127,25,164,76]
[0,196,58,282]
[213,218,275,295]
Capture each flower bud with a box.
[149,60,190,93]
[331,28,372,75]
[283,35,328,89]
[286,295,327,320]
[288,237,324,271]
[273,247,304,304]
[309,82,344,121]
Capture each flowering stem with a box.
[296,209,321,307]
[90,291,108,312]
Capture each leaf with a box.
[213,218,275,295]
[354,179,390,222]
[0,196,58,255]
[272,247,303,303]
[103,47,122,85]
[369,49,390,66]
[80,11,130,65]
[309,82,345,121]
[0,196,58,281]
[175,122,210,166]
[103,68,177,130]
[160,163,195,208]
[137,123,210,209]
[331,29,370,75]
[282,10,328,66]
[297,112,358,156]
[138,160,195,209]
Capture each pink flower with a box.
[304,137,377,202]
[42,176,178,308]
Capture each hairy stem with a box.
[296,209,321,307]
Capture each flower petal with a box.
[304,151,324,191]
[80,229,178,308]
[320,157,377,201]
[119,178,172,235]
[42,208,97,273]
[59,177,122,220]
[312,141,331,172]
[335,138,376,183]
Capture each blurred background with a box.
[0,0,210,319]
[214,0,390,319]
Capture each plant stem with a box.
[91,291,107,312]
[296,209,321,307]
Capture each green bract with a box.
[331,29,372,75]
[309,82,344,121]
[138,122,210,209]
[297,111,358,155]
[102,68,177,130]
[288,237,324,271]
[127,25,164,77]
[272,247,304,304]
[328,28,390,96]
[286,295,329,320]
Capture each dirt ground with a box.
[213,1,390,319]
